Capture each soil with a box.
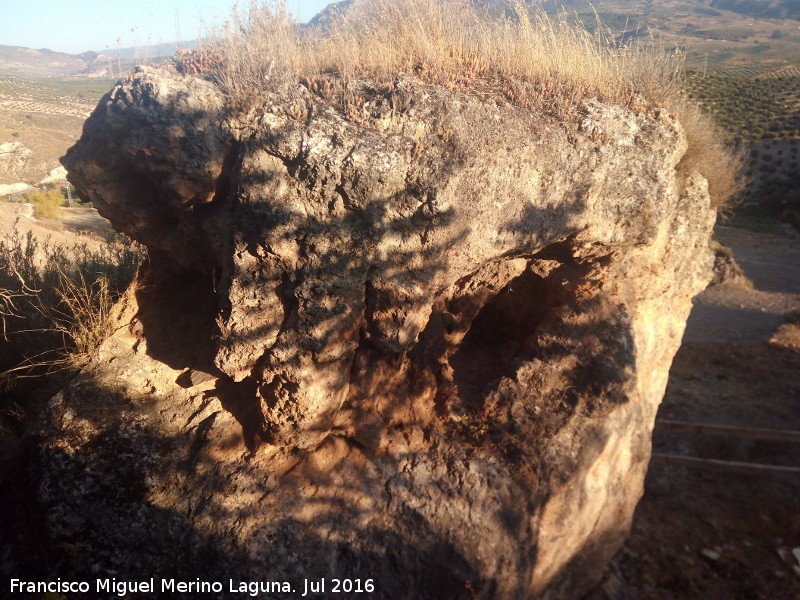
[593,225,800,600]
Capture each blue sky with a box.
[0,0,333,54]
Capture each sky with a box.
[0,0,333,54]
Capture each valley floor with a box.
[0,201,115,249]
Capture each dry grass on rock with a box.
[675,100,748,208]
[195,0,685,106]
[178,0,744,207]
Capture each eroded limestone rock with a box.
[47,64,716,598]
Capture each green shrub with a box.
[25,188,66,219]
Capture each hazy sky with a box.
[0,0,333,54]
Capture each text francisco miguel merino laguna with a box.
[10,577,376,596]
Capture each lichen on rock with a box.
[48,62,716,598]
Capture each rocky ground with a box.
[598,225,800,600]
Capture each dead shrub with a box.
[39,269,117,369]
[0,230,145,394]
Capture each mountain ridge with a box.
[0,40,198,79]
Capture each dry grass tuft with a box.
[41,269,117,369]
[674,100,748,207]
[0,230,145,393]
[182,0,743,207]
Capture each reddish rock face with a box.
[50,64,715,598]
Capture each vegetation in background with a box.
[178,0,742,207]
[709,0,800,21]
[24,188,67,219]
[0,75,112,187]
[680,69,799,226]
[0,74,114,106]
[685,72,800,143]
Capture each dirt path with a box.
[684,226,800,345]
[597,226,800,600]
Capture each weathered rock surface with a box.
[49,64,716,598]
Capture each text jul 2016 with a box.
[9,577,376,597]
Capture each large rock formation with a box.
[48,64,715,598]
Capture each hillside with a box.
[0,42,192,80]
[0,40,183,190]
[711,0,800,20]
[541,0,800,73]
[0,46,87,78]
[0,74,112,189]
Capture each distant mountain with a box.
[307,0,354,29]
[0,46,87,78]
[541,0,800,22]
[0,40,199,79]
[96,40,198,61]
[0,0,342,78]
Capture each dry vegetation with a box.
[0,229,144,430]
[674,100,747,209]
[206,0,687,104]
[178,0,743,207]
